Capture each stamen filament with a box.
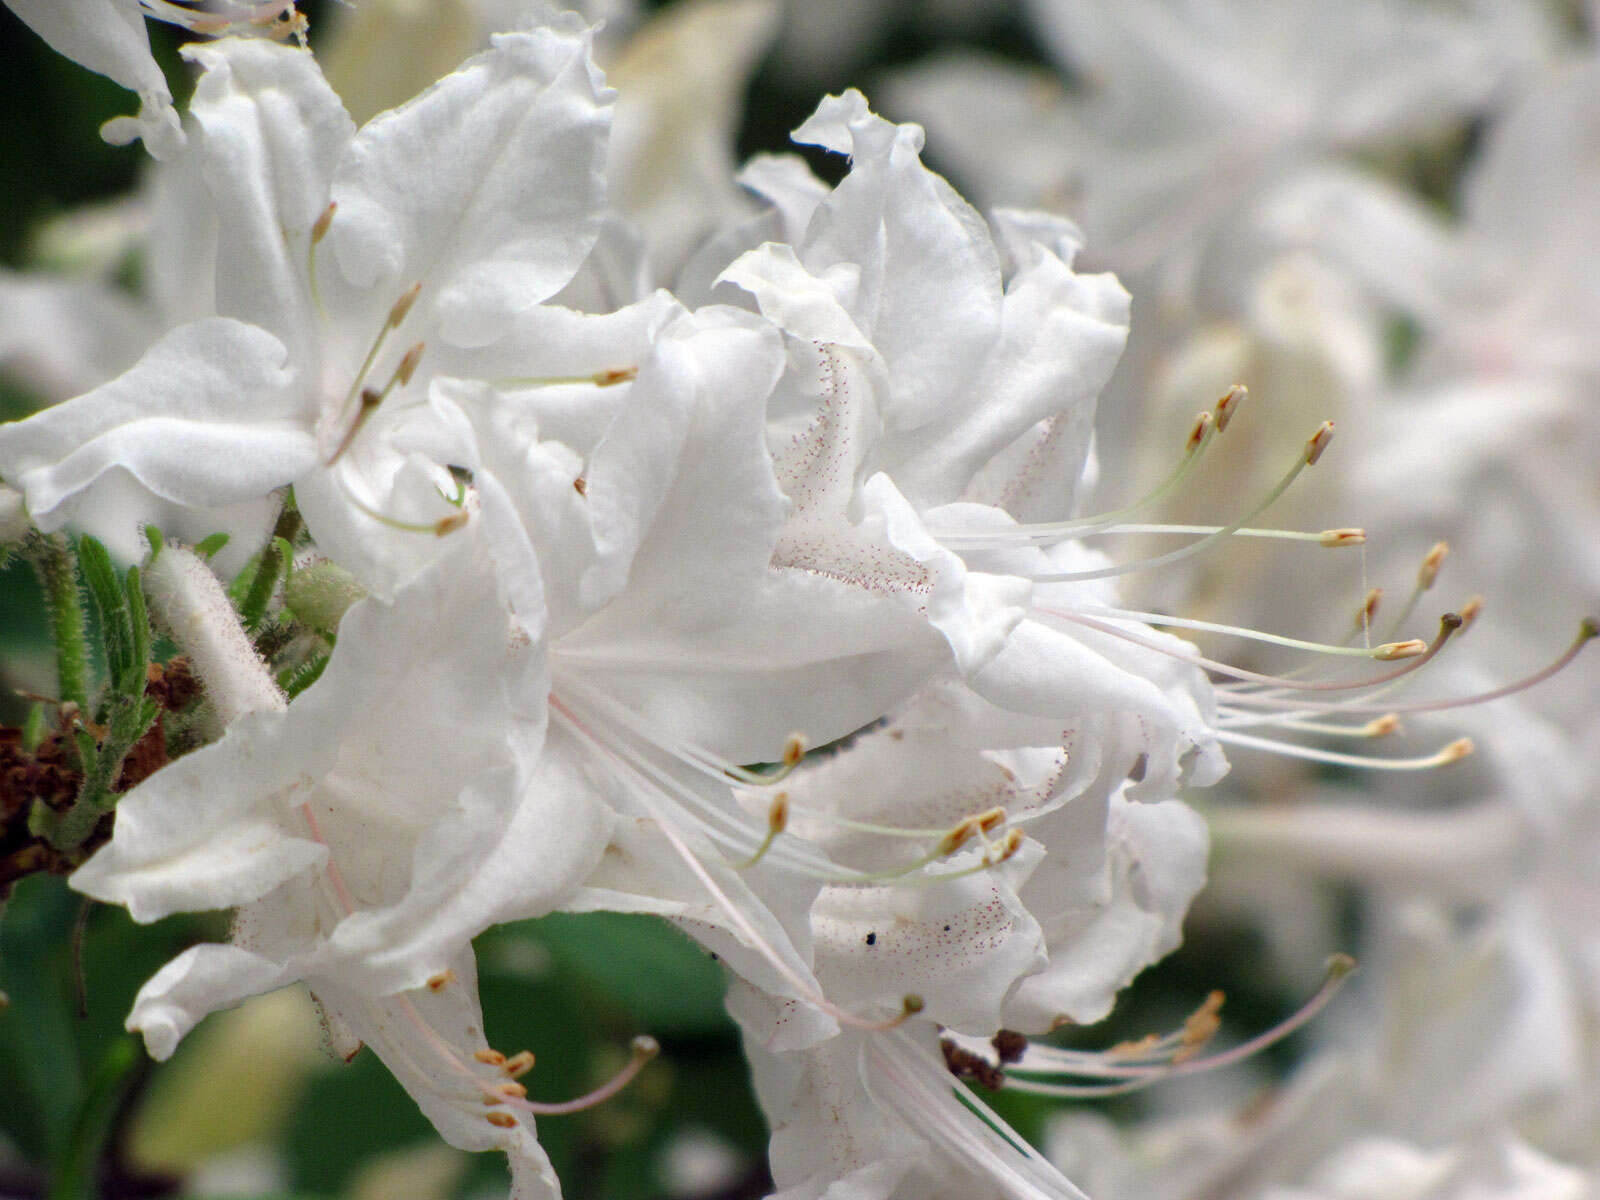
[1023,421,1336,583]
[1075,606,1403,659]
[1215,729,1473,770]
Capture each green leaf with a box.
[142,525,164,560]
[47,1036,142,1200]
[76,534,131,691]
[488,913,732,1037]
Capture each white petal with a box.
[126,942,297,1060]
[328,16,613,348]
[182,39,355,356]
[0,317,308,538]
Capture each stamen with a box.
[933,396,1234,546]
[308,201,335,317]
[426,969,457,992]
[337,476,472,537]
[517,1037,659,1116]
[1076,605,1412,660]
[997,954,1356,1098]
[729,793,790,869]
[1022,421,1338,583]
[503,1050,536,1078]
[474,1049,507,1065]
[387,283,423,332]
[1215,730,1473,771]
[1047,608,1460,693]
[1066,524,1363,547]
[492,368,639,390]
[1221,618,1595,717]
[1383,540,1447,640]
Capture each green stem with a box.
[47,1036,141,1200]
[27,534,91,713]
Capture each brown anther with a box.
[358,386,383,413]
[474,1049,507,1065]
[992,1030,1028,1064]
[1172,990,1225,1064]
[594,367,638,387]
[1214,384,1245,433]
[426,968,457,992]
[1440,737,1474,765]
[1359,588,1383,625]
[311,201,337,244]
[485,1111,518,1129]
[782,735,806,767]
[481,1094,504,1107]
[572,476,588,497]
[1303,421,1335,465]
[394,342,425,387]
[976,806,1006,834]
[901,994,924,1016]
[1373,639,1426,661]
[434,511,471,537]
[940,1039,1006,1089]
[768,793,790,834]
[1364,713,1401,738]
[388,282,423,330]
[1419,541,1449,589]
[1580,617,1599,642]
[1318,528,1365,547]
[494,1081,528,1099]
[1459,595,1484,629]
[503,1050,536,1078]
[1186,411,1214,454]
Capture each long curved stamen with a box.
[492,368,639,390]
[549,696,923,1034]
[993,955,1356,1099]
[1018,421,1335,582]
[1219,712,1402,737]
[1075,605,1402,659]
[328,284,423,451]
[307,201,335,320]
[1066,524,1363,546]
[326,343,424,466]
[935,401,1231,547]
[1380,541,1448,643]
[1042,608,1457,692]
[336,468,470,537]
[1216,730,1472,771]
[1217,618,1596,717]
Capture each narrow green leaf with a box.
[142,525,164,560]
[77,535,131,692]
[125,563,150,681]
[47,1035,142,1200]
[20,702,46,753]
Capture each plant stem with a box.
[26,534,91,714]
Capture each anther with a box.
[493,1081,528,1100]
[311,201,337,244]
[939,807,1005,856]
[1186,411,1214,454]
[991,828,1025,863]
[1172,991,1225,1064]
[573,476,588,496]
[474,1049,507,1065]
[902,994,925,1016]
[395,342,425,388]
[426,969,457,992]
[632,1035,661,1059]
[782,734,806,767]
[1372,639,1426,660]
[1318,528,1365,547]
[485,1111,518,1129]
[1440,738,1474,765]
[1364,714,1401,737]
[503,1050,536,1078]
[388,283,423,330]
[1418,541,1448,590]
[1459,595,1484,629]
[1303,420,1335,465]
[434,511,471,536]
[594,367,638,387]
[1359,588,1383,626]
[1214,384,1245,433]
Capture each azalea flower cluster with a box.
[0,2,1593,1198]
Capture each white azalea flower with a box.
[0,16,610,591]
[1,0,306,159]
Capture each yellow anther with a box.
[1364,714,1401,738]
[1172,990,1225,1064]
[503,1050,536,1078]
[1303,421,1335,465]
[1373,639,1426,661]
[311,201,337,244]
[1186,411,1214,454]
[485,1111,518,1129]
[1318,528,1365,547]
[395,342,425,388]
[434,511,471,536]
[426,969,457,992]
[474,1049,507,1065]
[1214,384,1245,433]
[594,367,639,387]
[1459,595,1484,629]
[782,734,807,767]
[388,282,423,330]
[573,476,588,496]
[1439,737,1474,765]
[1419,541,1449,589]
